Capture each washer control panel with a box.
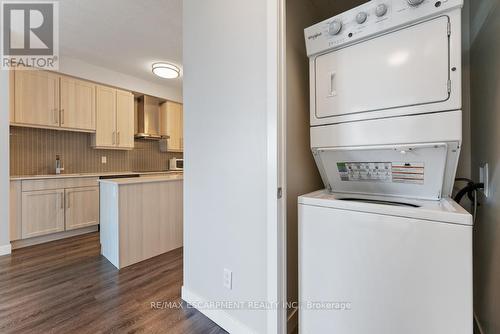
[305,0,463,56]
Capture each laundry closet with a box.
[284,0,475,333]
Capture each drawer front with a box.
[22,177,99,192]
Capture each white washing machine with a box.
[299,191,472,333]
[300,0,472,333]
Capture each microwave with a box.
[169,158,183,171]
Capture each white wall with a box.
[59,57,182,102]
[182,1,277,333]
[469,1,500,332]
[0,71,10,255]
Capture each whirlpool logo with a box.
[1,1,59,69]
[307,32,322,40]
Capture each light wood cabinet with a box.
[93,86,134,149]
[94,85,116,148]
[14,70,60,127]
[161,101,183,152]
[65,187,99,231]
[116,90,135,149]
[60,76,96,131]
[12,178,100,242]
[22,189,65,239]
[13,70,97,132]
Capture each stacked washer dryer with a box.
[299,1,472,333]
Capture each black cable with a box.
[454,183,484,204]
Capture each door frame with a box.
[266,0,287,333]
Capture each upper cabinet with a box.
[60,76,96,131]
[116,89,135,149]
[161,101,183,152]
[14,70,60,127]
[92,86,134,150]
[13,69,96,132]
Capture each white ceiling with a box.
[59,0,182,89]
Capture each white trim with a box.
[0,243,12,256]
[181,287,256,334]
[267,0,287,333]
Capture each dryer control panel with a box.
[305,0,463,57]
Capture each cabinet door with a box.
[60,76,96,131]
[65,187,99,231]
[95,85,116,147]
[116,89,135,149]
[165,101,183,152]
[14,70,60,127]
[22,189,65,239]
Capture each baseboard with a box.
[181,286,256,334]
[0,243,12,256]
[11,225,98,250]
[287,307,298,334]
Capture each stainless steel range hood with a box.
[135,95,163,140]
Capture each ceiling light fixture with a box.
[152,62,180,79]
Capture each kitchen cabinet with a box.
[60,76,96,131]
[116,89,135,149]
[13,69,97,132]
[11,177,100,244]
[94,85,116,147]
[65,186,99,231]
[14,69,60,127]
[22,189,65,239]
[161,101,183,152]
[92,86,134,149]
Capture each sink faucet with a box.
[55,155,64,174]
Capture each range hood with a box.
[135,95,164,140]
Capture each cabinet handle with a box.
[117,131,120,145]
[60,192,64,209]
[112,131,115,145]
[53,109,59,124]
[61,109,64,124]
[67,192,70,209]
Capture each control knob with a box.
[375,4,388,17]
[356,12,367,24]
[328,20,342,35]
[407,0,424,5]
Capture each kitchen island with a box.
[99,174,183,269]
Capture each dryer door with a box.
[314,16,450,122]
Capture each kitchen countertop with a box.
[99,174,183,185]
[10,171,182,181]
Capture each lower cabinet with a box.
[65,187,99,230]
[13,178,100,241]
[22,189,65,239]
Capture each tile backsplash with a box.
[10,126,182,175]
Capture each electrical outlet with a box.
[101,156,107,164]
[479,163,489,198]
[223,268,232,290]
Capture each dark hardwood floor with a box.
[0,232,226,334]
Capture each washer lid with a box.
[313,143,449,200]
[298,190,472,226]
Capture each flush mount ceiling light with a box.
[152,62,180,79]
